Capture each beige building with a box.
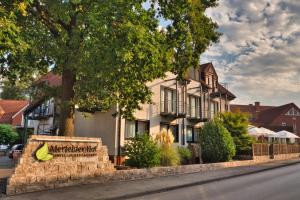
[74,63,236,159]
[25,63,236,161]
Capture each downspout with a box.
[176,79,178,116]
[200,85,203,119]
[182,80,188,146]
[117,104,122,165]
[219,93,221,113]
[208,89,211,119]
[23,115,28,145]
[225,94,228,112]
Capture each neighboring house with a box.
[231,102,300,136]
[25,63,236,161]
[24,72,62,135]
[0,100,36,130]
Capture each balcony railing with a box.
[186,105,210,122]
[160,100,185,118]
[30,104,54,120]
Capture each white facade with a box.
[75,64,236,156]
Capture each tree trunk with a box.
[59,69,75,136]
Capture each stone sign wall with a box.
[6,135,115,195]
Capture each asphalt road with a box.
[129,162,300,200]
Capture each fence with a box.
[252,143,269,156]
[253,143,300,157]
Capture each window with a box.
[170,125,179,143]
[282,122,286,127]
[186,127,201,143]
[194,128,201,142]
[286,108,300,116]
[187,95,201,118]
[125,120,150,139]
[160,123,179,143]
[186,127,193,142]
[136,121,149,135]
[125,120,136,139]
[225,104,229,112]
[160,87,177,113]
[210,101,219,118]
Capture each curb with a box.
[102,160,300,200]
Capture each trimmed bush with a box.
[123,134,161,168]
[0,124,19,145]
[200,121,236,163]
[177,146,192,165]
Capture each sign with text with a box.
[48,144,98,157]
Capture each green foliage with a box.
[177,146,192,165]
[160,145,180,166]
[123,134,161,168]
[0,80,28,100]
[0,4,28,58]
[219,112,255,155]
[0,124,19,145]
[200,121,236,163]
[0,0,220,135]
[155,0,221,80]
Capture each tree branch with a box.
[31,0,60,37]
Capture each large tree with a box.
[0,0,219,136]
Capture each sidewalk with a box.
[2,158,300,200]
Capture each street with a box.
[130,162,300,200]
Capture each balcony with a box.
[160,100,186,118]
[29,104,54,120]
[186,105,209,122]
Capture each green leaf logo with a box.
[36,143,53,161]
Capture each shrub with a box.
[160,145,180,166]
[0,124,19,145]
[123,134,161,168]
[155,129,180,166]
[177,146,192,164]
[218,112,255,155]
[200,121,236,163]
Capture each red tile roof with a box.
[230,104,273,113]
[231,102,300,125]
[0,100,29,126]
[35,71,62,87]
[258,103,299,124]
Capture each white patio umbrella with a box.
[248,126,265,137]
[274,130,299,139]
[259,127,277,137]
[248,126,276,137]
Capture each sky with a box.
[201,0,300,107]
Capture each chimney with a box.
[255,102,260,112]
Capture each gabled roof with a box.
[216,83,236,100]
[199,62,218,79]
[25,72,62,115]
[258,103,300,124]
[34,71,62,87]
[0,100,29,125]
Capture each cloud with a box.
[202,0,300,106]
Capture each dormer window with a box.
[286,107,300,116]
